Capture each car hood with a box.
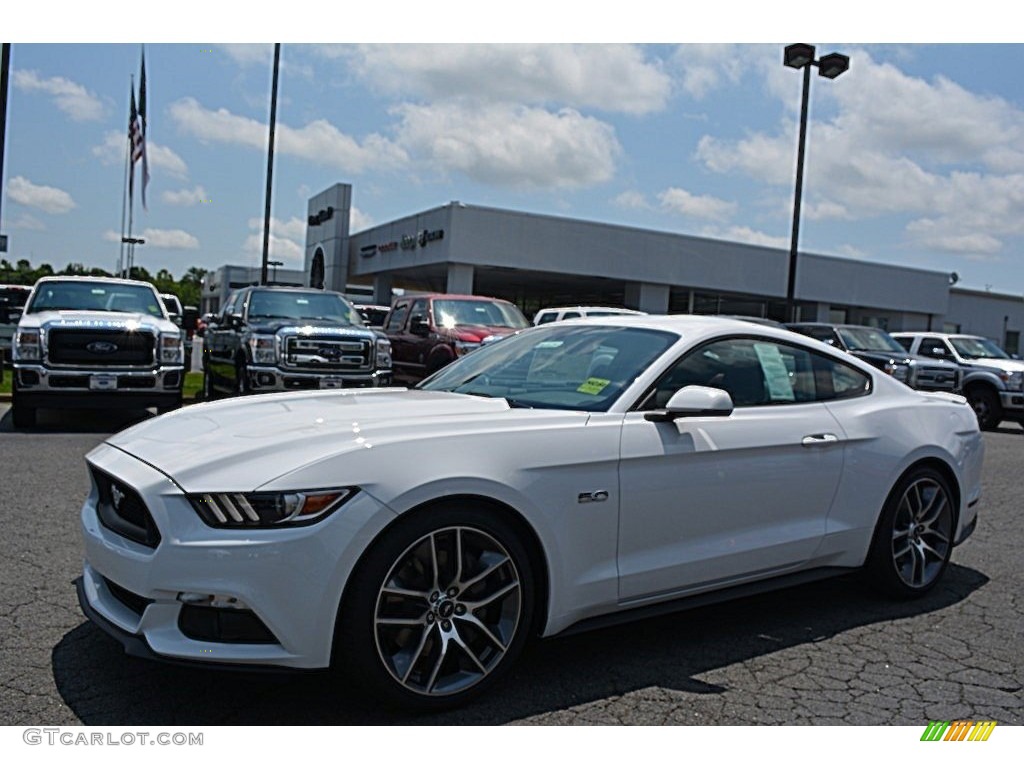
[22,310,173,331]
[444,324,522,342]
[103,388,588,492]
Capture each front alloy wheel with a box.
[866,467,955,598]
[338,505,534,709]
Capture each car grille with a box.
[48,328,154,366]
[91,468,161,548]
[915,366,960,391]
[282,335,373,372]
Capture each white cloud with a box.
[658,187,736,221]
[392,102,621,187]
[9,213,46,231]
[243,233,303,263]
[613,190,650,210]
[335,44,670,114]
[696,51,1024,259]
[162,186,208,207]
[92,131,189,179]
[247,216,307,242]
[102,228,199,250]
[222,44,273,65]
[13,69,104,121]
[7,176,76,214]
[671,44,758,100]
[350,206,374,233]
[169,97,407,173]
[702,225,789,249]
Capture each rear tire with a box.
[865,466,955,599]
[335,502,535,711]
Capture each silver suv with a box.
[11,276,185,428]
[892,332,1024,430]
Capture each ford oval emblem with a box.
[87,341,119,354]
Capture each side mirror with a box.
[645,385,734,422]
[169,313,183,327]
[410,315,430,335]
[7,309,22,324]
[227,312,243,329]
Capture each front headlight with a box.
[160,333,184,363]
[247,334,277,364]
[1003,370,1024,390]
[188,488,357,528]
[14,330,42,361]
[454,340,481,356]
[375,337,392,369]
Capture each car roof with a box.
[537,306,646,314]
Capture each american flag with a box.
[129,87,143,165]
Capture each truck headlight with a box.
[1003,370,1024,390]
[247,334,277,364]
[160,333,184,363]
[454,340,481,356]
[375,337,392,369]
[14,330,41,361]
[188,488,356,527]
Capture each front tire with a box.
[336,502,535,710]
[865,467,955,598]
[967,386,1002,430]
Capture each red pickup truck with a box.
[383,293,530,384]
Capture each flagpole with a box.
[260,44,281,286]
[118,127,130,277]
[126,75,136,279]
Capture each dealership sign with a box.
[372,229,444,256]
[307,206,335,226]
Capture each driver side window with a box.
[637,337,870,410]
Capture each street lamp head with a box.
[817,52,850,79]
[784,43,816,69]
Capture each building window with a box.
[1005,330,1020,356]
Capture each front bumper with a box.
[999,390,1024,413]
[244,364,391,392]
[78,443,396,669]
[14,363,183,408]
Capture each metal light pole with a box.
[260,44,281,286]
[0,44,11,255]
[784,44,849,322]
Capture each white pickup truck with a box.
[10,276,185,428]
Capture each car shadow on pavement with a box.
[0,407,153,434]
[51,563,989,725]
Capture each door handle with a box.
[802,433,839,446]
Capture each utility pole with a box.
[260,44,281,286]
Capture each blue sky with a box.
[3,6,1024,298]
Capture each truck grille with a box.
[283,335,373,372]
[48,328,154,367]
[915,366,960,391]
[91,467,161,549]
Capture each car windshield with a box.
[27,281,164,317]
[247,291,361,325]
[950,336,1009,360]
[433,299,530,330]
[838,327,905,353]
[419,324,678,412]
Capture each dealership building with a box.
[219,182,1024,354]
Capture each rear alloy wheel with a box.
[338,505,534,710]
[967,387,1002,430]
[866,467,955,598]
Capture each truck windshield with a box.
[247,291,362,325]
[433,299,529,329]
[838,327,905,353]
[27,281,165,318]
[950,337,1009,360]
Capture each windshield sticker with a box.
[534,341,563,349]
[577,377,611,395]
[753,343,795,402]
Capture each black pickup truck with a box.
[202,286,392,399]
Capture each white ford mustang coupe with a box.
[77,316,984,709]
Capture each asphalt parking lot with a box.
[0,405,1021,726]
